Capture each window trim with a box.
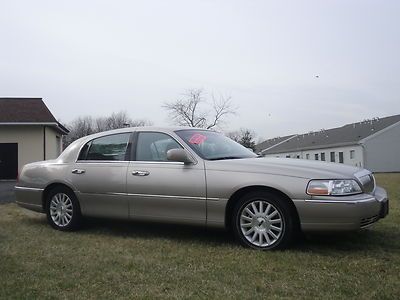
[132,131,197,164]
[76,132,133,163]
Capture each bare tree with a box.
[63,111,152,148]
[227,128,257,151]
[95,111,132,132]
[64,116,95,147]
[163,89,235,129]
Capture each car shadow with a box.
[23,216,399,252]
[82,217,236,247]
[293,228,400,253]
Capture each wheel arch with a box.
[42,182,78,210]
[225,185,301,231]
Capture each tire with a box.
[232,191,295,250]
[45,186,82,231]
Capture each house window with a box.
[306,154,310,159]
[296,155,300,159]
[315,153,319,160]
[350,150,355,159]
[339,152,344,163]
[330,151,335,162]
[286,155,290,158]
[321,153,325,161]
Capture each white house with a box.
[0,98,69,179]
[256,115,400,172]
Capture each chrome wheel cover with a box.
[240,200,284,247]
[50,193,73,227]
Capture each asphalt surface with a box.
[0,181,16,204]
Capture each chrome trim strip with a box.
[130,161,185,165]
[304,198,376,204]
[104,192,225,201]
[15,186,44,192]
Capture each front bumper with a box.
[293,186,388,232]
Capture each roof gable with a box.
[0,98,57,123]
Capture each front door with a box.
[127,131,206,225]
[0,143,18,180]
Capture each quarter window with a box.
[136,132,182,162]
[79,133,131,161]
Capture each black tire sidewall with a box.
[232,191,294,250]
[45,187,81,231]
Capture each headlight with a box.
[306,179,362,196]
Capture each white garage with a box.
[0,98,69,179]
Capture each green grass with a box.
[1,173,399,299]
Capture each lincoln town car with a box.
[15,127,389,250]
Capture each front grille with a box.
[360,215,379,228]
[358,174,375,194]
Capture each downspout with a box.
[360,142,366,169]
[43,126,46,160]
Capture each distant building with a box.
[256,114,400,172]
[0,98,69,179]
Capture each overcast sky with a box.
[1,0,399,141]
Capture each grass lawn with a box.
[1,173,399,299]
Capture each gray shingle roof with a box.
[255,134,295,153]
[258,114,400,155]
[0,98,69,134]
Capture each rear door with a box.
[70,133,131,218]
[0,143,18,180]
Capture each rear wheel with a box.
[232,191,294,250]
[45,186,82,231]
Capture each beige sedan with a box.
[16,127,389,250]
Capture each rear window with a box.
[78,133,131,161]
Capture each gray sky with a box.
[1,0,399,140]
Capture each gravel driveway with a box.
[0,181,16,204]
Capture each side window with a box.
[136,132,182,162]
[79,133,130,161]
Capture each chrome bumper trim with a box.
[303,198,376,205]
[15,186,44,192]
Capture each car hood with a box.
[205,157,364,179]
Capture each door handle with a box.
[72,169,86,174]
[132,170,150,176]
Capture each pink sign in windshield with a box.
[188,133,207,145]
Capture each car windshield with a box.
[175,129,257,160]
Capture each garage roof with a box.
[0,98,69,134]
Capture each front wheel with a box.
[232,191,295,250]
[45,186,82,231]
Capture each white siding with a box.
[264,145,364,168]
[0,125,62,173]
[362,122,400,172]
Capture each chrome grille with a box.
[357,173,375,194]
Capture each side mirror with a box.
[167,149,195,164]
